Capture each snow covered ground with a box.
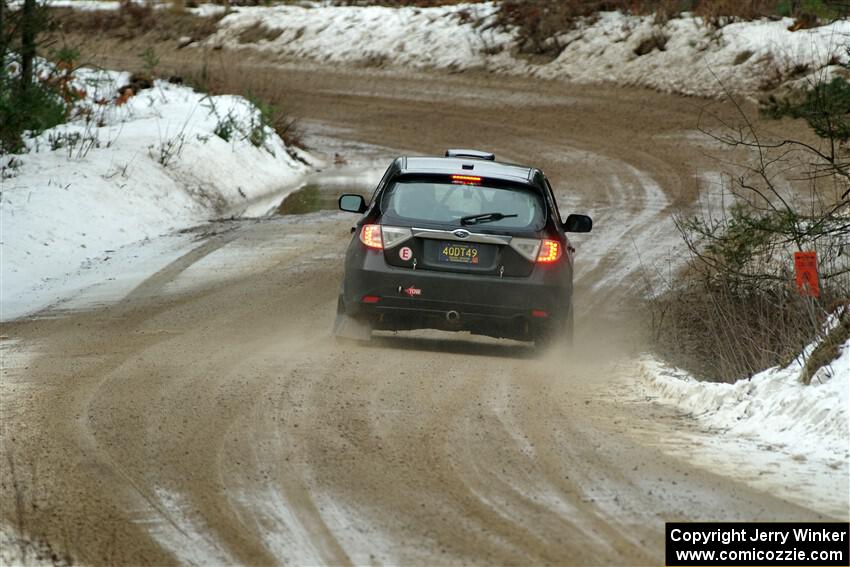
[1,67,315,320]
[641,338,848,463]
[13,1,849,96]
[206,2,850,97]
[21,1,848,96]
[534,12,850,96]
[637,334,849,518]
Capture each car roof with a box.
[399,156,536,184]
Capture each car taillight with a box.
[536,239,561,263]
[360,225,383,249]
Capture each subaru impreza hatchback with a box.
[334,149,592,346]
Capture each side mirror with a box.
[563,214,592,233]
[339,194,367,214]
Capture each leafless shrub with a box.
[117,0,158,31]
[270,112,302,149]
[645,265,834,382]
[178,51,304,149]
[645,65,850,382]
[150,131,186,166]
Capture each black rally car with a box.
[334,149,591,345]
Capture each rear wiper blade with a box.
[459,212,518,225]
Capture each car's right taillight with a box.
[360,224,383,249]
[536,239,562,263]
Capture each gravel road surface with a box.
[1,64,835,566]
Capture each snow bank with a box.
[208,3,850,97]
[1,67,312,320]
[208,2,512,71]
[536,13,850,96]
[641,337,849,463]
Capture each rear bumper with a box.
[341,249,572,340]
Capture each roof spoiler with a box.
[445,149,495,161]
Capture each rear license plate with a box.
[438,241,480,264]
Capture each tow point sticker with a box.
[399,246,413,261]
[404,286,421,297]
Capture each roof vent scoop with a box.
[445,149,495,161]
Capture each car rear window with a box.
[380,180,544,229]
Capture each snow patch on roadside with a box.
[9,231,206,318]
[640,340,848,463]
[638,337,849,517]
[208,3,850,97]
[1,67,312,321]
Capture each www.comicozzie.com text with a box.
[670,527,848,546]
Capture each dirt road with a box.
[1,64,837,566]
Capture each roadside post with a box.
[794,251,820,298]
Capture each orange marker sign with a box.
[794,251,820,298]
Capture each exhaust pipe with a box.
[446,310,460,322]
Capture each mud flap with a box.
[333,295,373,341]
[333,313,372,341]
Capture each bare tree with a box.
[0,1,7,74]
[19,0,36,93]
[648,55,849,381]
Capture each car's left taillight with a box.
[536,239,562,263]
[360,225,413,250]
[360,224,383,249]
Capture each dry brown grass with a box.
[692,0,782,27]
[172,51,303,146]
[645,269,833,382]
[47,2,223,42]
